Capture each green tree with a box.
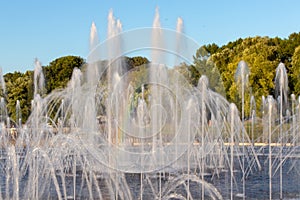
[44,56,85,93]
[173,62,192,84]
[202,43,220,55]
[209,36,280,117]
[5,71,33,124]
[193,46,225,95]
[124,56,149,71]
[291,45,300,96]
[277,32,300,91]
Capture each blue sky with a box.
[1,0,300,74]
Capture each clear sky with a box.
[1,0,300,74]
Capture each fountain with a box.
[0,8,299,200]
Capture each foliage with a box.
[291,45,300,96]
[3,32,300,123]
[44,56,85,93]
[204,36,292,117]
[4,71,33,123]
[124,56,150,71]
[193,46,225,95]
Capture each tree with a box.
[44,56,85,93]
[291,46,300,96]
[277,32,300,91]
[5,71,33,124]
[209,36,280,117]
[124,56,149,72]
[193,46,225,95]
[202,43,219,55]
